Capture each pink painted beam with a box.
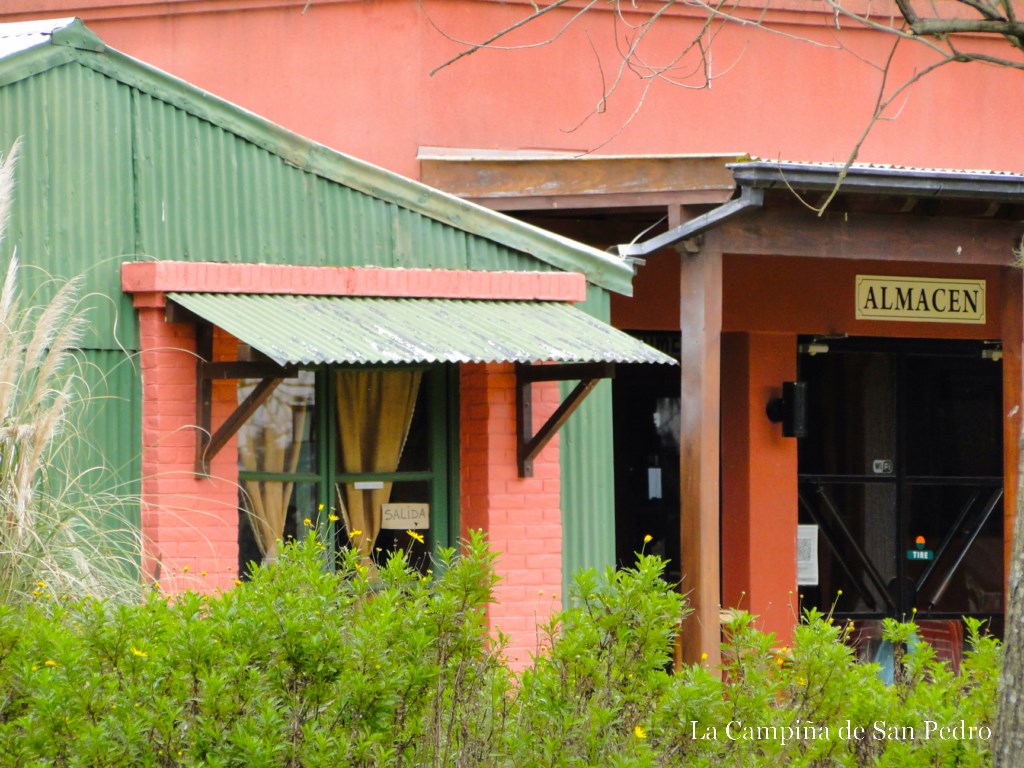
[122,262,587,303]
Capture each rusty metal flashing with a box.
[419,149,744,211]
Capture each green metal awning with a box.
[167,293,676,367]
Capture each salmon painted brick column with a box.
[461,362,563,666]
[137,299,241,594]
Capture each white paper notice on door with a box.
[648,467,662,499]
[797,524,819,586]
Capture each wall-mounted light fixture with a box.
[766,381,808,438]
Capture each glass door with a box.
[797,337,1004,636]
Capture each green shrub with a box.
[0,533,1000,767]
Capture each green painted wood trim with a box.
[0,46,74,89]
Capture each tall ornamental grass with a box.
[0,140,142,604]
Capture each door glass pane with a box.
[238,371,317,475]
[237,372,317,573]
[239,481,317,573]
[906,484,1004,616]
[904,354,1002,478]
[334,369,429,561]
[339,480,432,570]
[801,351,895,477]
[799,481,897,616]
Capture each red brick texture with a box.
[460,363,563,668]
[138,307,241,594]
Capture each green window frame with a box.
[237,364,459,574]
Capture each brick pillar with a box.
[137,304,240,594]
[460,363,563,667]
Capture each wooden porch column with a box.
[678,231,723,665]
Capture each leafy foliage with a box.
[0,533,1000,767]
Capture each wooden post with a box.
[678,231,723,665]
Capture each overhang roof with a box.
[167,292,677,367]
[618,159,1024,257]
[0,18,635,295]
[729,160,1024,202]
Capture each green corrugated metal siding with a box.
[51,349,142,577]
[70,349,143,501]
[132,93,553,275]
[0,63,136,350]
[560,285,617,603]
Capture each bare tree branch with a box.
[426,0,601,75]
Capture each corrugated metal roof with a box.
[0,18,74,59]
[167,293,676,366]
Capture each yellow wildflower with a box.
[643,534,653,544]
[634,725,647,740]
[700,652,708,661]
[407,530,425,544]
[349,529,362,538]
[328,514,340,522]
[130,646,148,658]
[44,659,58,668]
[303,517,312,527]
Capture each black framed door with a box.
[797,337,1004,633]
[612,332,681,581]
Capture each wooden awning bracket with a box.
[193,320,296,477]
[516,361,615,478]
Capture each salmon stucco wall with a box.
[461,363,563,666]
[6,1,1024,180]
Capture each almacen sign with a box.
[855,276,986,324]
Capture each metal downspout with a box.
[616,185,765,259]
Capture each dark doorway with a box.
[613,332,681,581]
[797,337,1004,637]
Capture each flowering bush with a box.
[0,532,1000,767]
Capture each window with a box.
[237,366,457,576]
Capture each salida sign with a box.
[855,276,985,324]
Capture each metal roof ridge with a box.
[0,18,634,295]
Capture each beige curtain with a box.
[238,378,311,561]
[335,369,422,556]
